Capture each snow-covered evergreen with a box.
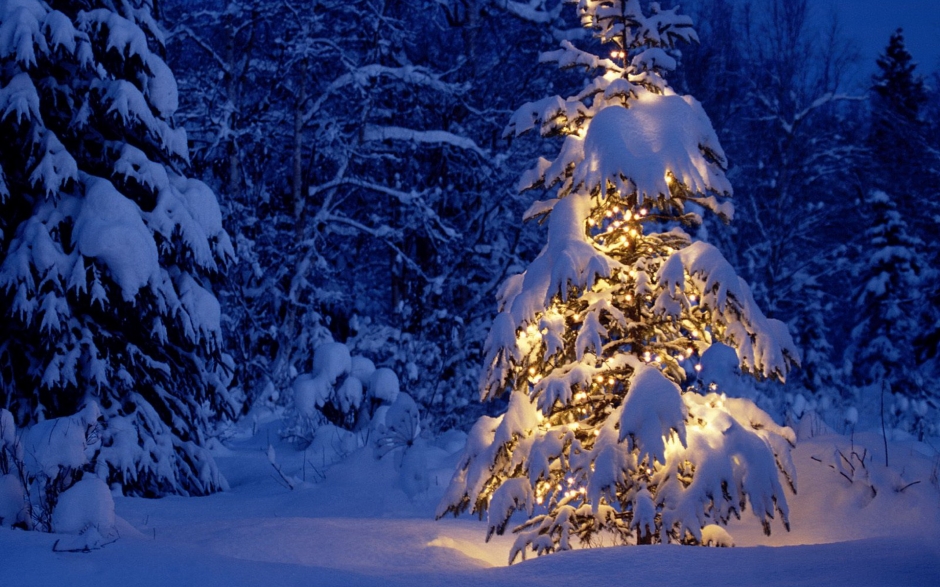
[845,190,933,436]
[438,0,799,561]
[0,0,234,497]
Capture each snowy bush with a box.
[284,341,402,447]
[0,405,116,543]
[0,0,234,496]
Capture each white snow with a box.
[51,478,115,535]
[575,95,732,204]
[0,418,937,586]
[72,175,159,300]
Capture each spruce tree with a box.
[846,192,927,404]
[437,0,799,560]
[870,29,932,207]
[0,0,234,495]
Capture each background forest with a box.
[163,0,940,438]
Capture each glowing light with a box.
[567,477,575,485]
[686,348,694,357]
[694,364,702,372]
[595,375,604,383]
[574,391,588,402]
[528,366,537,375]
[689,294,697,303]
[639,208,648,216]
[709,382,718,391]
[607,377,615,385]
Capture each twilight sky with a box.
[830,0,940,79]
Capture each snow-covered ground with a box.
[2,419,938,587]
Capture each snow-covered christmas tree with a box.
[437,0,799,561]
[0,0,234,495]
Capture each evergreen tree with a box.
[437,0,798,560]
[0,0,234,495]
[846,191,928,419]
[869,29,937,215]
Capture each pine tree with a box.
[437,0,799,560]
[846,192,927,405]
[870,29,931,206]
[0,0,234,495]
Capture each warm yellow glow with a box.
[574,391,588,402]
[694,364,702,372]
[528,366,537,375]
[639,208,648,216]
[607,377,615,385]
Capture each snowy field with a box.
[2,418,938,587]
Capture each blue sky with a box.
[830,0,940,76]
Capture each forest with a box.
[0,0,939,582]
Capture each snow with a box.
[72,175,160,300]
[0,418,937,586]
[575,95,732,203]
[51,478,115,535]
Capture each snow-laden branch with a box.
[321,213,432,282]
[493,0,562,24]
[363,126,486,157]
[303,65,461,125]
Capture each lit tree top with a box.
[439,0,799,560]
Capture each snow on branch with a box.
[363,126,486,158]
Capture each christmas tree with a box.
[0,0,234,495]
[437,0,799,561]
